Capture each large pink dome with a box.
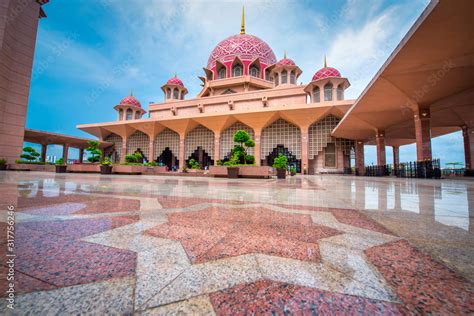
[119,95,141,108]
[312,67,341,81]
[207,34,277,69]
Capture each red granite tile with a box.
[9,225,136,289]
[145,207,341,264]
[365,240,474,314]
[210,280,409,315]
[0,265,56,297]
[19,216,139,239]
[273,204,394,235]
[157,195,244,209]
[18,194,140,215]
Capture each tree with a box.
[20,146,40,162]
[86,140,102,163]
[232,130,255,165]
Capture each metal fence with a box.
[364,159,441,179]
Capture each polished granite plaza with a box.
[0,171,473,314]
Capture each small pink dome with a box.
[312,67,341,81]
[119,95,141,108]
[276,58,296,66]
[166,76,184,87]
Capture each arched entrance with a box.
[157,147,179,170]
[185,125,214,168]
[187,146,214,168]
[261,118,301,170]
[266,145,301,172]
[154,128,180,169]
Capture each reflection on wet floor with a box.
[0,171,473,314]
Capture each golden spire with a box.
[130,89,133,96]
[324,54,327,68]
[284,50,287,59]
[240,6,245,34]
[174,72,177,78]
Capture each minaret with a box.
[240,6,245,34]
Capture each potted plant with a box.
[273,153,288,179]
[86,140,102,163]
[0,158,6,170]
[100,157,113,174]
[290,166,297,176]
[55,158,67,173]
[224,154,240,178]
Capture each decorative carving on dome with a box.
[207,34,276,69]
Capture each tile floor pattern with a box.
[0,171,472,314]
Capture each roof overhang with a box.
[332,0,474,146]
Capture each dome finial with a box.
[174,72,177,78]
[240,6,245,34]
[324,54,327,68]
[130,88,133,96]
[284,49,287,59]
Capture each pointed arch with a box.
[220,121,255,159]
[231,57,244,77]
[185,125,215,160]
[261,118,301,160]
[154,128,180,161]
[104,133,122,163]
[127,130,150,161]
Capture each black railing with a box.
[364,159,441,179]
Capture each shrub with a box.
[290,166,297,174]
[55,158,65,165]
[125,152,143,164]
[216,160,223,166]
[101,157,112,166]
[145,161,157,166]
[231,130,255,165]
[86,141,102,163]
[245,155,255,164]
[0,158,6,165]
[273,153,288,169]
[20,146,40,162]
[188,158,200,169]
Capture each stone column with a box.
[148,139,155,162]
[79,148,84,163]
[178,135,185,170]
[393,146,400,166]
[120,138,128,163]
[214,133,220,165]
[41,144,47,162]
[254,129,261,166]
[62,144,69,163]
[375,132,386,165]
[462,125,473,175]
[414,108,432,161]
[301,127,309,174]
[355,141,365,176]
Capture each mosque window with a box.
[290,71,296,84]
[265,69,271,81]
[337,85,344,100]
[126,108,133,120]
[232,64,243,77]
[325,143,336,167]
[173,88,179,99]
[324,83,333,101]
[118,109,123,120]
[218,67,226,79]
[135,111,140,119]
[249,65,260,78]
[222,89,236,95]
[313,86,320,103]
[274,74,279,86]
[281,70,288,84]
[166,88,171,99]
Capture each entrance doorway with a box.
[187,146,213,168]
[265,145,301,172]
[157,147,178,170]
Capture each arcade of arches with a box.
[101,116,354,173]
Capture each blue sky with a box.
[26,0,465,165]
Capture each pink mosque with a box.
[79,9,355,174]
